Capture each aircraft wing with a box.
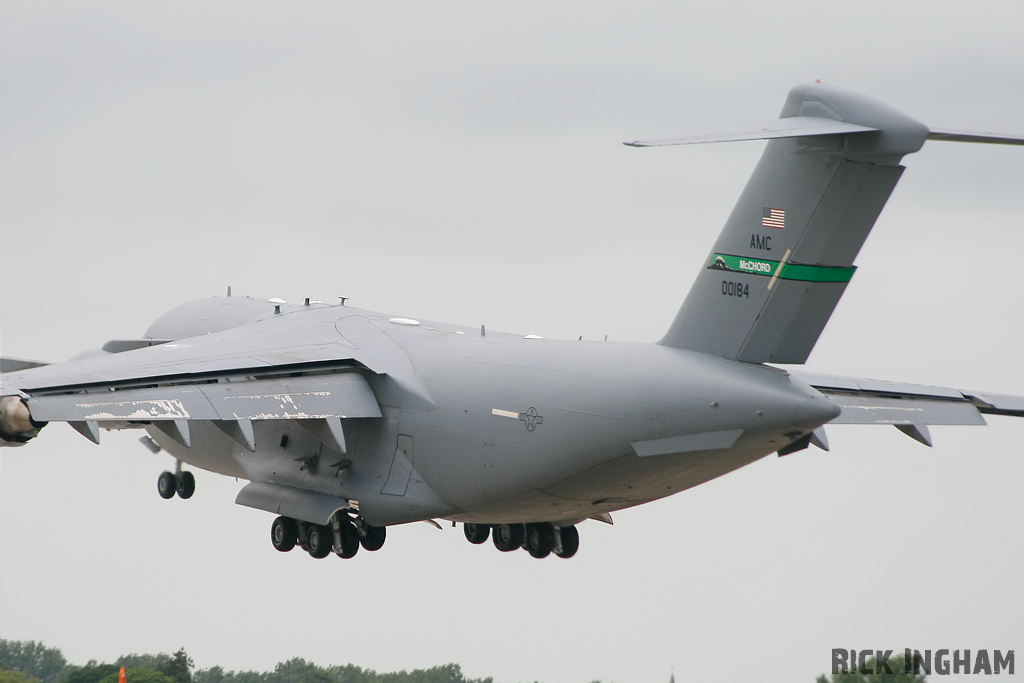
[792,370,1024,426]
[0,312,389,447]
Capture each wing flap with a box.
[26,373,381,423]
[203,374,381,420]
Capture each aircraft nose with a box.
[792,394,841,429]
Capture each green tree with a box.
[271,659,331,683]
[320,664,371,683]
[0,670,41,683]
[97,670,176,683]
[193,670,267,683]
[384,664,491,683]
[189,668,224,683]
[66,665,119,683]
[817,654,925,682]
[0,641,67,683]
[158,650,193,683]
[114,658,169,675]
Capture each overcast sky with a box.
[2,3,1023,682]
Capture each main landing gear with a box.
[464,522,579,559]
[157,469,195,499]
[270,512,387,560]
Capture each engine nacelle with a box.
[0,395,46,446]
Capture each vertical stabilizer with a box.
[651,83,929,363]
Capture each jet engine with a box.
[0,395,46,446]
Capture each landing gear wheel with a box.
[464,523,490,545]
[360,524,386,551]
[554,525,579,559]
[338,520,360,559]
[492,523,525,552]
[176,471,195,499]
[306,524,332,559]
[157,471,177,499]
[270,516,298,552]
[526,523,555,559]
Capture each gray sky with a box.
[1,3,1023,682]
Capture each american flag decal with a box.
[762,207,785,229]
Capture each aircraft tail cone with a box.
[792,394,841,429]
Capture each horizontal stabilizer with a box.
[624,116,878,147]
[793,370,1024,425]
[926,129,1024,146]
[824,394,985,426]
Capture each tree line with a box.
[0,638,930,681]
[0,641,493,683]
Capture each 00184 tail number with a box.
[722,280,749,298]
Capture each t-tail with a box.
[627,82,1024,364]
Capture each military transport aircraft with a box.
[3,82,1023,561]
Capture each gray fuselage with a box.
[142,296,839,527]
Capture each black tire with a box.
[306,524,332,559]
[526,523,555,559]
[338,520,360,559]
[554,525,580,559]
[157,471,177,499]
[176,471,196,499]
[492,523,525,552]
[464,523,490,545]
[360,524,386,551]
[270,516,298,552]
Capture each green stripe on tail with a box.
[708,253,855,283]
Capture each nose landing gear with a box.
[156,465,195,500]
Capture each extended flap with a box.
[26,373,381,422]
